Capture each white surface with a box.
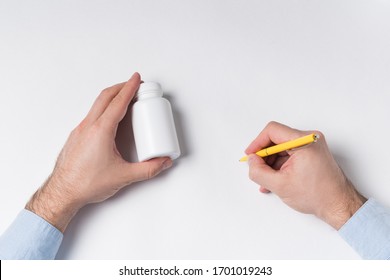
[0,0,389,259]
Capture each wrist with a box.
[320,182,367,230]
[25,175,81,233]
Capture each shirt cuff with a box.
[339,198,390,259]
[0,209,63,260]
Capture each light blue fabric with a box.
[339,198,390,259]
[0,209,63,260]
[1,199,389,259]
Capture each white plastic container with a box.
[131,82,181,162]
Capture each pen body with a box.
[257,134,317,157]
[240,134,317,161]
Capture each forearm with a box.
[319,179,367,230]
[25,175,81,233]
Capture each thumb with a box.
[247,154,282,191]
[123,157,173,183]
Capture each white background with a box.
[3,261,390,280]
[0,0,389,259]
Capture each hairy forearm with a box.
[321,179,367,230]
[25,175,80,233]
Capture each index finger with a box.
[82,82,126,127]
[245,121,305,154]
[99,72,141,128]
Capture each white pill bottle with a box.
[131,82,181,162]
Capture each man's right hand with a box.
[245,121,366,230]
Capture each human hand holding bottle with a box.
[26,73,173,233]
[245,121,366,229]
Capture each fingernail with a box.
[162,159,173,170]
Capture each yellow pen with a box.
[239,133,319,162]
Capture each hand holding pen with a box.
[243,121,366,230]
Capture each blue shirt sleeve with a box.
[339,198,390,260]
[0,209,63,260]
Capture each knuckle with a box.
[90,122,102,133]
[147,166,159,179]
[266,121,278,128]
[248,168,259,183]
[70,125,83,136]
[100,87,112,95]
[76,118,88,130]
[99,87,117,101]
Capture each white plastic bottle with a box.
[131,82,181,162]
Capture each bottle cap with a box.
[136,82,163,100]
